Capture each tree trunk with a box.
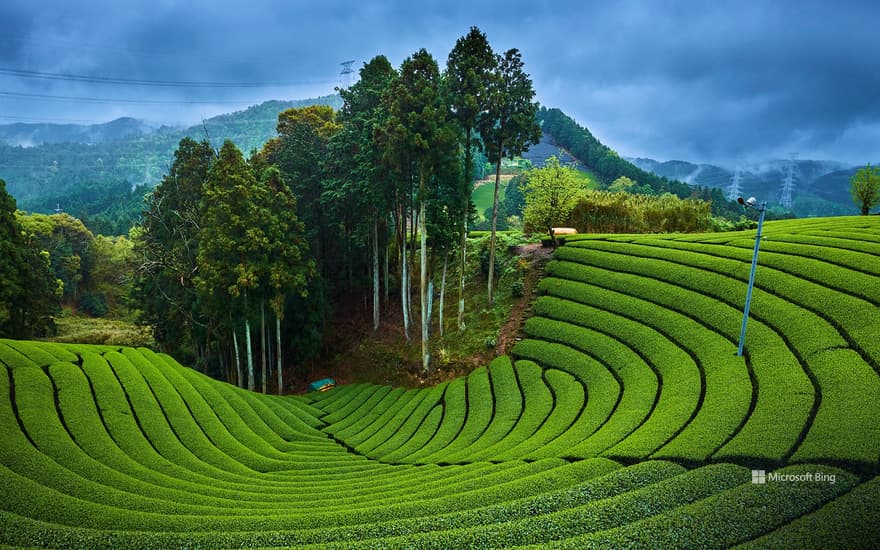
[276,316,283,396]
[232,330,243,389]
[260,301,267,393]
[401,226,410,342]
[419,176,429,373]
[426,274,434,341]
[347,228,353,291]
[488,156,503,306]
[457,211,468,331]
[458,128,473,332]
[373,216,380,331]
[439,251,448,338]
[408,205,416,331]
[245,317,255,392]
[266,320,273,389]
[384,232,390,304]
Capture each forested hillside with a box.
[0,96,341,233]
[536,108,744,219]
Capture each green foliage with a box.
[850,163,880,215]
[1,96,342,230]
[538,107,745,219]
[134,137,214,355]
[522,156,588,242]
[1,294,879,549]
[567,190,712,233]
[0,180,60,337]
[446,26,495,205]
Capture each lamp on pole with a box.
[736,197,766,356]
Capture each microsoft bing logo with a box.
[752,470,766,484]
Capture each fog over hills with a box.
[628,156,865,217]
[0,95,867,221]
[0,117,159,147]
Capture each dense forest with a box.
[127,26,550,388]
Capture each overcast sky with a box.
[2,0,878,166]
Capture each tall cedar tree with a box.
[479,48,541,305]
[331,55,398,331]
[386,49,457,372]
[259,166,315,394]
[273,106,340,275]
[197,140,266,390]
[135,138,215,364]
[446,26,496,331]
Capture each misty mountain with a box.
[0,117,157,147]
[0,95,342,215]
[628,157,862,216]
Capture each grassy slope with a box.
[2,216,879,548]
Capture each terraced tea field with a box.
[2,216,879,548]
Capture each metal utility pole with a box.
[778,154,797,210]
[736,197,767,357]
[727,165,743,202]
[339,60,355,88]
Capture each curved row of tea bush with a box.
[1,217,879,547]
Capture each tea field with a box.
[1,216,878,548]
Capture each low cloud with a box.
[1,0,877,164]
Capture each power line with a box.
[0,114,284,125]
[0,114,113,124]
[0,90,259,105]
[0,67,334,89]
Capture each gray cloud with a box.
[1,0,878,164]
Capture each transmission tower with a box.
[778,153,798,210]
[339,60,356,88]
[727,165,744,201]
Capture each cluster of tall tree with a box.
[134,138,314,393]
[135,27,540,380]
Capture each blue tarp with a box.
[308,378,336,392]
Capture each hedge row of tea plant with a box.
[1,218,879,547]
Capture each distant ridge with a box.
[0,117,156,146]
[628,157,861,217]
[0,95,342,215]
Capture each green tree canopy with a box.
[0,179,59,337]
[478,47,542,305]
[446,25,496,330]
[523,156,588,245]
[134,137,215,359]
[851,164,880,215]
